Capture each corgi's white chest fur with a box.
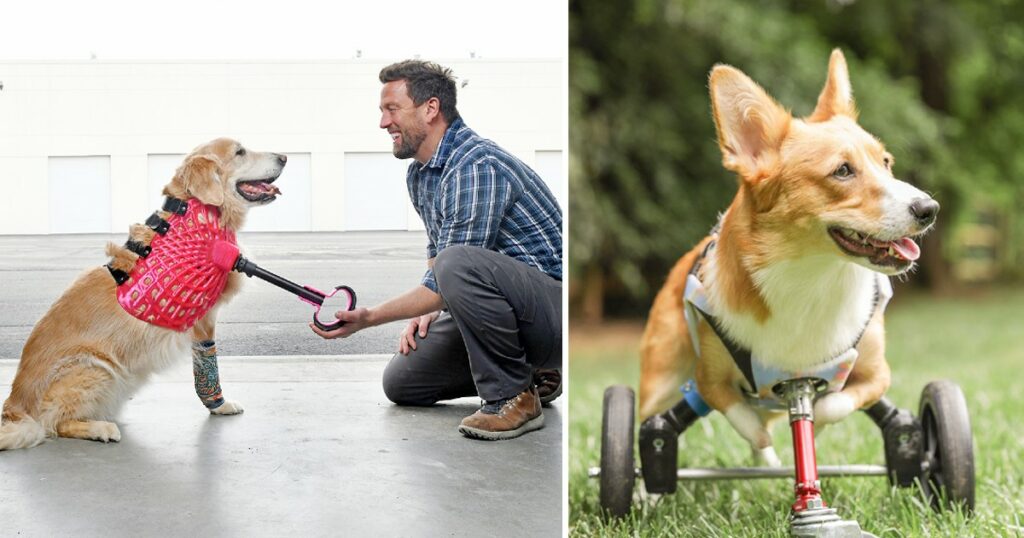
[703,252,878,372]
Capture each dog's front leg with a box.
[695,328,774,454]
[192,311,244,415]
[815,316,890,427]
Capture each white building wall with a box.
[0,59,563,234]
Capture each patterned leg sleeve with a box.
[192,340,225,409]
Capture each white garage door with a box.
[344,152,419,231]
[148,153,312,232]
[49,156,111,233]
[148,154,185,210]
[534,150,565,212]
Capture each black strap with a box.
[848,278,882,350]
[162,196,188,215]
[145,212,170,235]
[689,238,717,278]
[693,305,758,392]
[685,234,758,388]
[124,239,151,258]
[106,264,130,285]
[106,198,185,286]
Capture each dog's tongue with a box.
[255,182,281,196]
[891,237,920,261]
[258,182,281,196]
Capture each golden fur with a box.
[639,50,935,463]
[1,138,285,450]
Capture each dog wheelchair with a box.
[591,376,974,537]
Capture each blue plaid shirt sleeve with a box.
[420,160,513,292]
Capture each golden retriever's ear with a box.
[709,64,791,178]
[808,49,857,122]
[174,154,224,206]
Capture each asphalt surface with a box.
[0,232,564,537]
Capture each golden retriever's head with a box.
[163,137,286,230]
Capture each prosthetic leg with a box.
[865,396,923,487]
[638,382,710,493]
[777,379,865,538]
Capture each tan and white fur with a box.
[639,50,937,466]
[0,138,285,450]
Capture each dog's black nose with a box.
[909,197,939,226]
[276,154,288,165]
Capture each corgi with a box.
[0,138,285,450]
[638,50,938,465]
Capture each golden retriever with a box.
[0,138,285,450]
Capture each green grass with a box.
[569,287,1024,537]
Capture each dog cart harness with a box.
[682,239,893,408]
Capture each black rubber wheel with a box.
[599,385,635,518]
[918,380,975,513]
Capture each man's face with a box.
[379,80,427,160]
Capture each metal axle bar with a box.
[586,464,887,480]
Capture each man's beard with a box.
[394,126,427,159]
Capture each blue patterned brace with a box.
[192,339,225,409]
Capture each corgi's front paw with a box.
[753,446,782,467]
[724,404,772,449]
[813,392,855,425]
[210,400,244,415]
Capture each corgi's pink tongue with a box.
[891,237,921,261]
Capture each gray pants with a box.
[382,245,562,404]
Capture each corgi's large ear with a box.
[808,49,856,122]
[172,154,224,206]
[709,65,791,177]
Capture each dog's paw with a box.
[210,400,244,415]
[753,446,782,467]
[90,421,121,443]
[724,404,772,449]
[814,392,855,425]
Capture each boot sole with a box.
[540,383,562,406]
[458,413,545,441]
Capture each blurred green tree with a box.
[570,0,1024,321]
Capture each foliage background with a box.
[569,0,1024,320]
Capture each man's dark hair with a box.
[379,60,460,124]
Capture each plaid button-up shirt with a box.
[407,118,563,293]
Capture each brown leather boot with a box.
[533,368,562,406]
[458,385,544,440]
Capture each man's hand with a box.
[310,307,372,339]
[398,311,441,355]
[309,285,442,341]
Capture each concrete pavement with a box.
[0,232,563,538]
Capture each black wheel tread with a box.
[919,380,975,513]
[599,385,635,518]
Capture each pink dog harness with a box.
[110,198,235,332]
